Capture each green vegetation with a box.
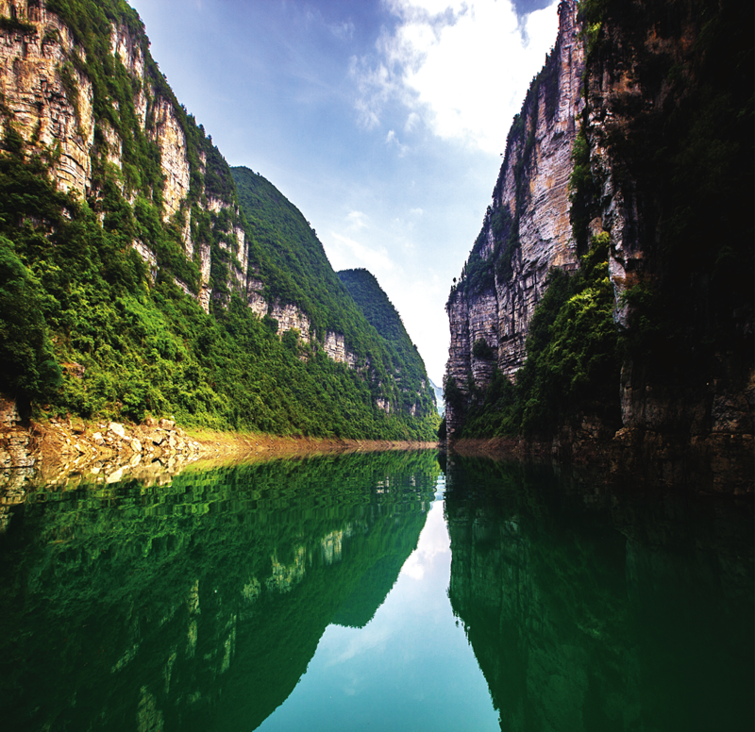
[337,268,437,422]
[232,170,438,436]
[0,452,440,731]
[0,235,61,406]
[0,13,36,34]
[472,338,495,361]
[0,0,437,439]
[457,234,620,438]
[0,146,433,437]
[233,167,357,336]
[337,268,408,345]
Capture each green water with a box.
[0,452,752,731]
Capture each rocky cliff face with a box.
[0,0,363,367]
[0,0,94,194]
[445,0,753,480]
[445,0,584,436]
[579,0,753,463]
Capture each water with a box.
[0,452,752,731]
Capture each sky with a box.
[127,0,561,385]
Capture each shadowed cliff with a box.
[444,0,753,488]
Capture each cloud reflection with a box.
[401,500,449,581]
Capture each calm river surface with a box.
[0,451,752,731]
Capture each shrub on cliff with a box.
[472,338,496,361]
[460,234,620,439]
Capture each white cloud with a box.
[386,129,409,156]
[405,111,420,133]
[352,0,560,154]
[330,20,355,41]
[346,210,369,231]
[350,56,396,130]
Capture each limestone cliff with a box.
[0,0,94,194]
[445,0,584,435]
[0,0,353,354]
[0,0,230,313]
[445,0,753,481]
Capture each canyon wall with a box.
[445,0,753,481]
[445,0,584,437]
[578,0,753,473]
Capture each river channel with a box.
[0,451,752,731]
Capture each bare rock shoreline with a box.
[0,397,438,503]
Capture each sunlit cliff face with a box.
[445,0,583,437]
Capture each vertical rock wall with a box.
[580,0,753,464]
[148,95,190,222]
[444,0,752,478]
[445,0,584,437]
[0,0,94,194]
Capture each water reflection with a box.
[2,452,752,732]
[445,457,754,732]
[0,452,440,731]
[257,475,500,732]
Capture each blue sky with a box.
[127,0,561,384]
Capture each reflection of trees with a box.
[445,458,754,732]
[0,451,439,731]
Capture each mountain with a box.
[337,268,436,419]
[0,0,437,440]
[444,0,753,487]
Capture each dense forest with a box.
[0,0,438,440]
[337,267,434,414]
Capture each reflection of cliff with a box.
[445,458,754,732]
[0,451,439,731]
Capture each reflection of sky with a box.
[256,476,499,732]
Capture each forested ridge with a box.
[0,0,438,440]
[338,268,434,415]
